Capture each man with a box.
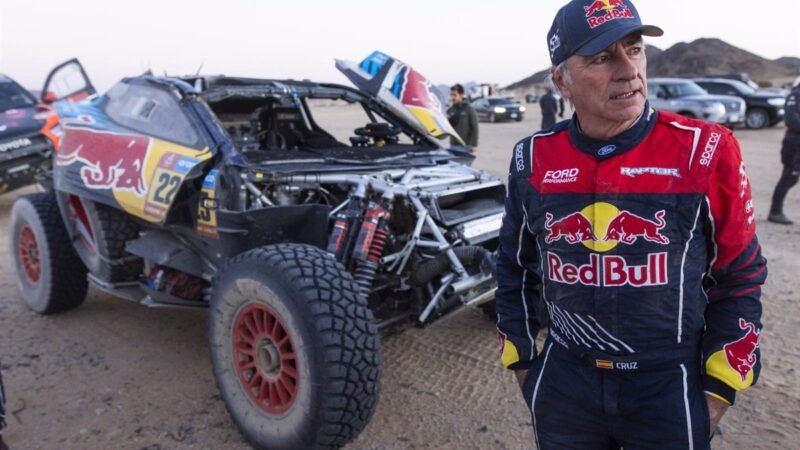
[539,88,559,130]
[447,84,479,153]
[768,82,800,224]
[495,1,766,448]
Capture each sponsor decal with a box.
[57,128,150,195]
[0,137,33,153]
[549,29,561,57]
[544,202,669,252]
[620,167,681,178]
[597,144,616,156]
[547,251,668,287]
[583,0,634,29]
[543,168,579,184]
[514,141,525,172]
[724,319,760,382]
[700,132,721,166]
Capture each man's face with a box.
[450,90,463,105]
[555,33,647,129]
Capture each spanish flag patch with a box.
[596,360,613,370]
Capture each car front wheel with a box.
[745,108,769,129]
[209,244,381,450]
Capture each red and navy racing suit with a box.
[496,104,766,449]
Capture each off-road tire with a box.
[10,193,88,314]
[209,244,381,450]
[68,198,142,282]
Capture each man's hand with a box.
[470,146,477,154]
[706,393,730,438]
[514,369,528,390]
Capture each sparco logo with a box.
[547,252,668,287]
[514,142,525,172]
[583,0,634,29]
[543,168,579,184]
[700,132,721,166]
[620,167,680,178]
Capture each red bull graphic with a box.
[724,319,760,382]
[584,0,634,29]
[547,251,668,287]
[602,210,669,245]
[544,212,598,244]
[397,67,444,115]
[56,128,150,196]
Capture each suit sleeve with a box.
[495,139,541,370]
[702,133,767,405]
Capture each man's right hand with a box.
[515,369,528,390]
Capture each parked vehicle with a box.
[471,96,525,122]
[647,78,745,127]
[525,93,539,103]
[0,74,62,194]
[693,78,786,129]
[9,53,503,450]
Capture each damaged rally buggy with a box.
[9,53,504,449]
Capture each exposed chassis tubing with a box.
[272,164,497,323]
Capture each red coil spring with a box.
[367,228,388,262]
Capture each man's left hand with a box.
[470,146,477,154]
[705,393,730,438]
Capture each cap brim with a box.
[574,24,664,57]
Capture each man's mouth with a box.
[610,90,639,100]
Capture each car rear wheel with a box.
[62,196,143,282]
[209,244,381,450]
[746,108,769,129]
[10,193,88,314]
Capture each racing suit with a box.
[496,103,766,449]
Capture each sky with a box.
[1,0,799,93]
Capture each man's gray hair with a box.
[547,61,572,98]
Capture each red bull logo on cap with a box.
[544,202,670,287]
[724,319,760,382]
[584,0,634,29]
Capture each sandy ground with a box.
[0,104,798,449]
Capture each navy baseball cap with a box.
[547,0,663,65]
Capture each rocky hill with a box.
[505,38,798,90]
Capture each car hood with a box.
[681,94,741,104]
[336,51,464,147]
[751,90,786,99]
[0,104,51,140]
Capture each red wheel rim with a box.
[19,225,41,284]
[232,303,299,415]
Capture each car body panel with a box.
[336,51,464,147]
[647,78,744,125]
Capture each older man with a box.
[495,1,767,448]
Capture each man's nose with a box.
[613,54,640,81]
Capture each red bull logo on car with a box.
[56,128,150,196]
[544,202,670,287]
[724,319,760,382]
[584,0,634,29]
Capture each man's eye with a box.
[630,46,643,55]
[594,55,610,64]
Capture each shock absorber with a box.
[327,195,365,267]
[352,201,391,295]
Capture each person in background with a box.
[768,82,800,224]
[0,370,7,450]
[447,84,479,153]
[539,87,559,130]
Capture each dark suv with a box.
[693,78,786,129]
[471,96,525,122]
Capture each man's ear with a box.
[551,67,571,100]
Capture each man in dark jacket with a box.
[447,84,479,153]
[768,84,800,224]
[539,88,559,130]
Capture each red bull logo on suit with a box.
[544,202,670,287]
[724,319,760,382]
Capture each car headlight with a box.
[493,107,506,113]
[519,106,526,112]
[767,98,786,106]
